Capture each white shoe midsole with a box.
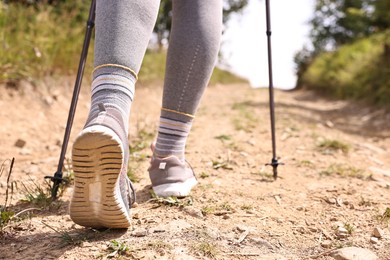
[152,177,198,197]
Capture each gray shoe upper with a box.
[148,156,196,187]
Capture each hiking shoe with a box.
[69,104,135,229]
[148,155,198,197]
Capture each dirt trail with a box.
[0,80,389,259]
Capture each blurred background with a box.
[1,0,389,107]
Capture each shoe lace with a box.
[125,177,136,206]
[185,159,197,181]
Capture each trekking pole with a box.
[45,0,96,199]
[264,0,281,179]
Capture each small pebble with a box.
[236,225,248,232]
[370,237,379,244]
[321,240,332,248]
[132,228,148,237]
[331,247,378,260]
[14,139,26,148]
[183,206,203,219]
[308,227,318,232]
[337,227,349,238]
[151,228,166,233]
[372,227,384,238]
[338,227,348,233]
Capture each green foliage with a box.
[309,0,372,52]
[201,206,215,215]
[381,207,390,221]
[343,222,355,234]
[0,1,93,82]
[138,50,167,85]
[307,0,390,53]
[154,0,172,46]
[0,208,14,231]
[214,134,232,141]
[1,1,246,85]
[21,179,53,207]
[209,66,247,85]
[317,139,350,154]
[154,0,249,46]
[191,241,219,258]
[106,240,130,258]
[199,172,210,179]
[371,0,390,31]
[295,0,390,98]
[223,0,249,23]
[301,31,390,106]
[319,163,368,179]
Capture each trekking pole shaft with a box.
[264,0,280,179]
[51,0,96,198]
[265,0,276,160]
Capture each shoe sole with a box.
[152,177,198,197]
[69,125,131,228]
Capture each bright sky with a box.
[221,0,314,89]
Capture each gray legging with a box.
[94,0,222,116]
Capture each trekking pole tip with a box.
[266,158,283,180]
[45,171,68,199]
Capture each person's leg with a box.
[70,0,159,228]
[149,0,223,197]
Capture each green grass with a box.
[297,160,315,168]
[20,179,52,208]
[214,134,232,141]
[319,163,368,179]
[191,241,219,258]
[209,67,247,85]
[138,50,167,85]
[1,2,246,86]
[317,139,350,154]
[150,190,193,207]
[0,158,16,234]
[127,167,140,183]
[381,207,390,222]
[201,206,215,215]
[302,30,390,107]
[199,172,210,179]
[127,127,154,183]
[41,221,92,247]
[344,223,355,234]
[129,129,154,154]
[0,208,14,233]
[240,204,253,210]
[212,158,234,170]
[107,240,130,257]
[0,2,92,82]
[147,240,174,252]
[231,101,259,132]
[220,202,233,211]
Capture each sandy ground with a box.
[0,78,389,259]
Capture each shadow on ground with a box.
[242,89,389,138]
